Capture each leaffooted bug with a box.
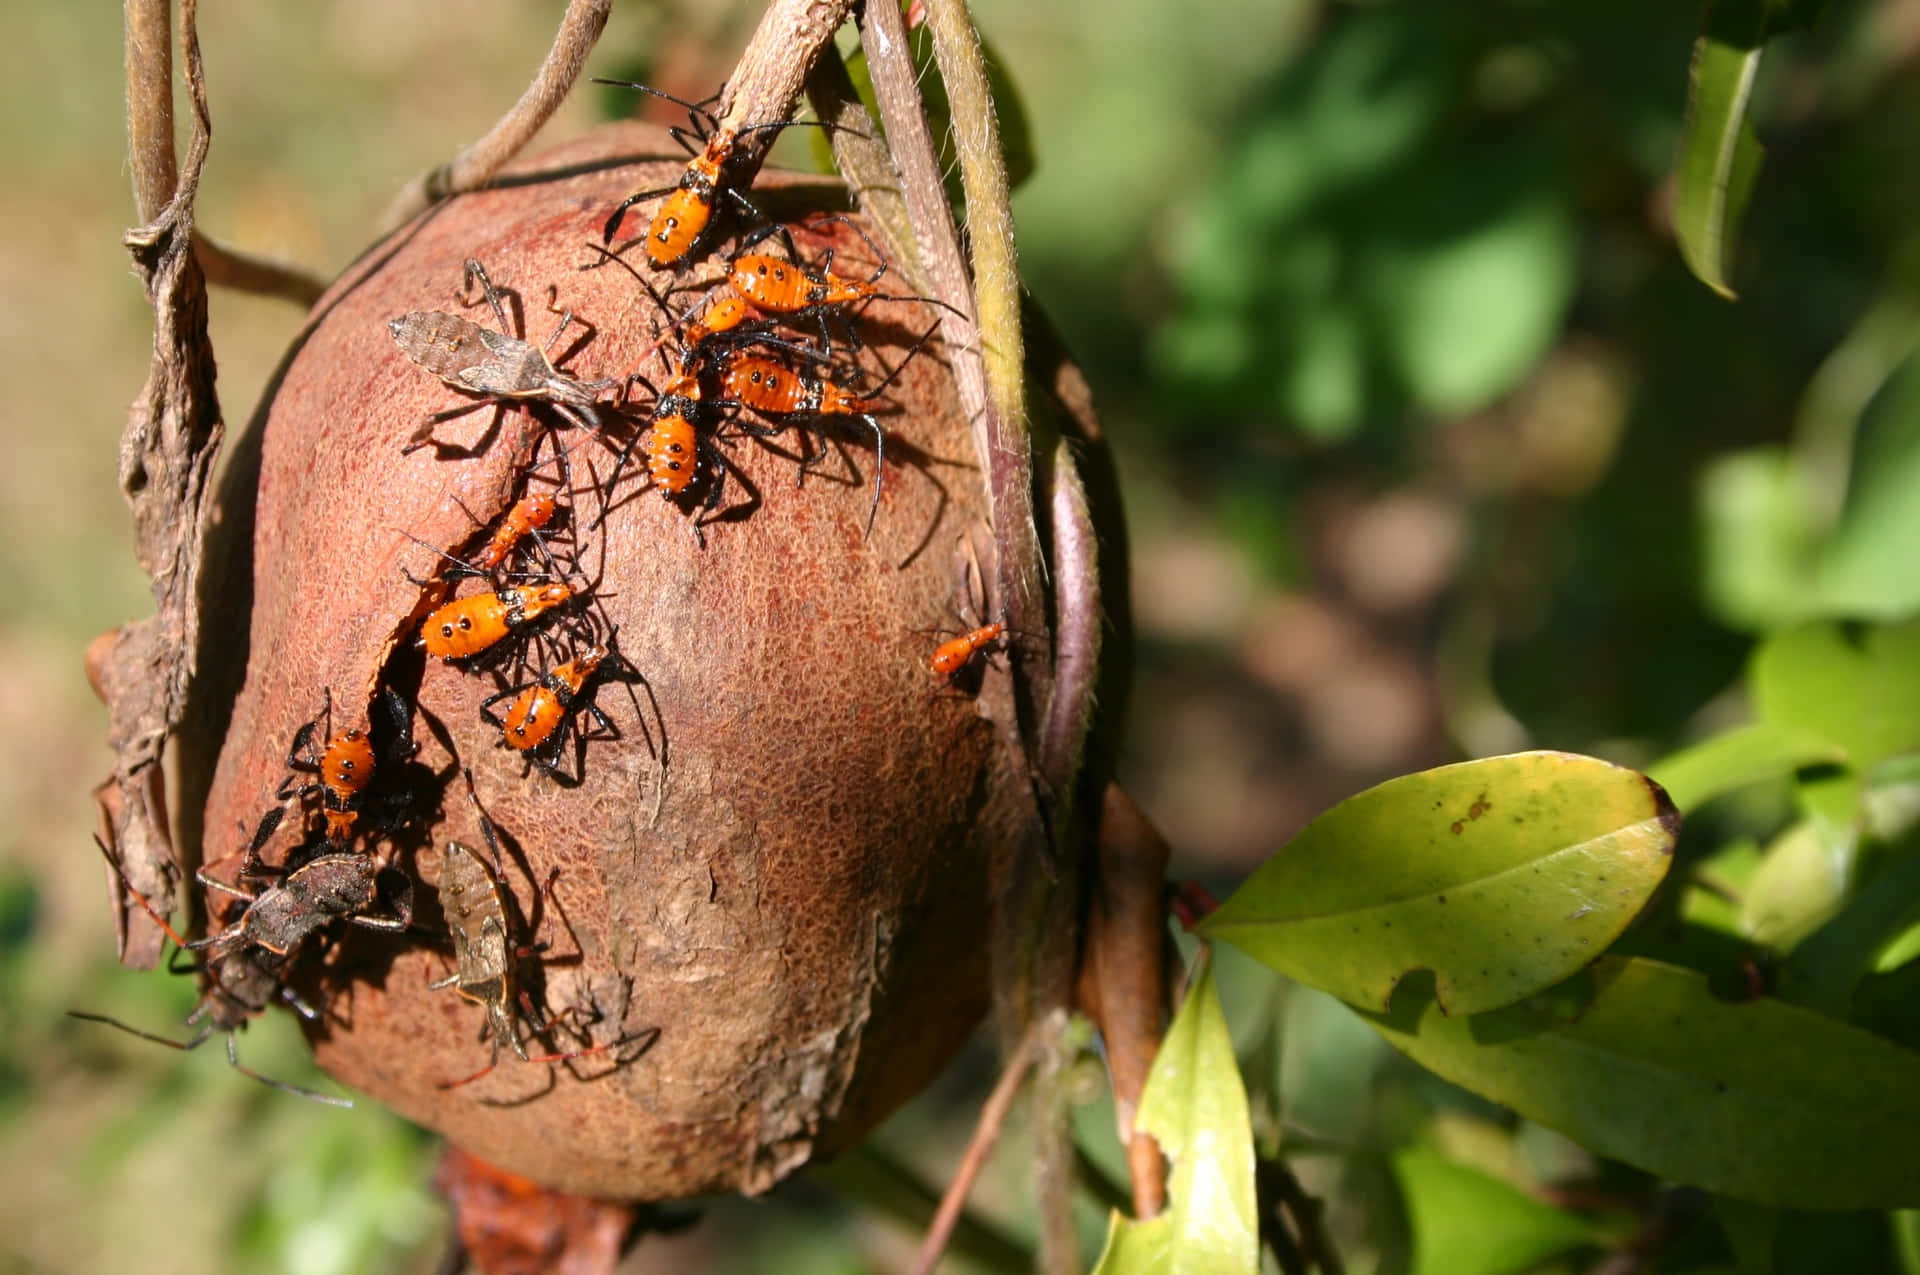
[193,850,414,963]
[69,834,373,1106]
[593,81,855,269]
[276,685,421,849]
[480,641,649,786]
[403,436,582,589]
[418,582,577,664]
[930,622,1009,679]
[725,217,966,336]
[392,259,618,453]
[715,321,942,540]
[432,773,654,1094]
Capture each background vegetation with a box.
[2,0,1915,1270]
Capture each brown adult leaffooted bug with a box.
[69,834,362,1106]
[392,258,618,452]
[432,772,652,1093]
[193,850,414,963]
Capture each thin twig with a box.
[908,1021,1041,1275]
[812,1145,1032,1273]
[378,0,610,235]
[124,0,176,221]
[1260,1157,1345,1275]
[192,231,327,306]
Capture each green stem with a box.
[922,0,1048,749]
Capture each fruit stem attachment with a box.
[919,0,1046,714]
[719,0,859,165]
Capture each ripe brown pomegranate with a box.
[192,123,1043,1199]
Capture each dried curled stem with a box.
[861,4,1110,1269]
[1078,785,1173,1219]
[378,0,611,235]
[104,0,224,966]
[803,49,923,293]
[192,231,326,306]
[857,0,978,356]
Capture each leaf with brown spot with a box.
[1200,752,1681,1015]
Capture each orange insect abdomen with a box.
[476,493,558,569]
[501,648,606,751]
[728,254,812,312]
[647,175,716,267]
[422,594,513,660]
[930,623,1006,676]
[502,686,566,751]
[685,294,755,349]
[420,584,572,661]
[321,729,376,801]
[722,358,806,415]
[648,413,699,495]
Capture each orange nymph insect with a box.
[930,623,1007,678]
[594,81,853,269]
[419,584,574,662]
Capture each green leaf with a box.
[1716,1197,1780,1275]
[1200,752,1679,1015]
[1740,819,1848,949]
[1752,618,1920,773]
[1092,956,1259,1275]
[1683,837,1763,936]
[1648,723,1846,811]
[1697,447,1823,631]
[1364,956,1920,1209]
[1782,836,1920,1013]
[1372,185,1576,418]
[1896,1208,1920,1275]
[1815,356,1920,619]
[1395,1147,1610,1275]
[1674,1,1771,298]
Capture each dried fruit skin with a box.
[196,123,1033,1198]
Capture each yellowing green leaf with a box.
[1091,957,1258,1275]
[1200,752,1678,1014]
